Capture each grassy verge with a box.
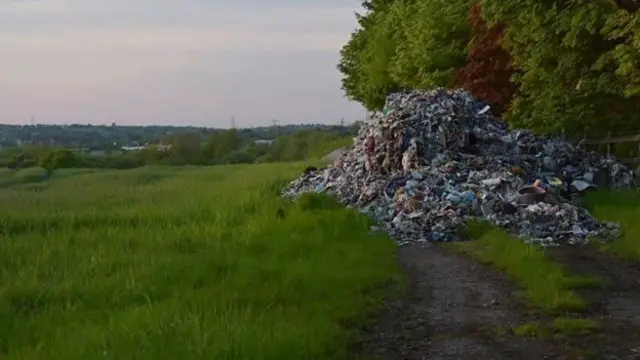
[583,189,640,259]
[449,221,600,313]
[0,164,399,359]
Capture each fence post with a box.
[606,132,612,157]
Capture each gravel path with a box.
[357,244,640,359]
[358,244,557,359]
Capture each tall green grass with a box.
[0,164,399,359]
[584,189,640,259]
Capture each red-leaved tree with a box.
[455,3,516,116]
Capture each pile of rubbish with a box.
[282,89,636,245]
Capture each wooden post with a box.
[607,132,612,157]
[637,139,640,172]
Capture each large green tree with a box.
[338,0,401,110]
[339,0,640,138]
[203,129,244,163]
[388,0,471,89]
[481,0,640,136]
[337,0,472,111]
[454,3,516,116]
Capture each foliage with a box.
[0,123,357,150]
[583,189,640,259]
[388,0,472,89]
[265,130,352,162]
[454,3,516,115]
[220,150,256,164]
[0,127,357,170]
[0,165,399,359]
[164,132,205,164]
[202,129,244,163]
[338,0,640,137]
[481,0,640,137]
[337,0,472,111]
[37,148,85,172]
[451,221,598,313]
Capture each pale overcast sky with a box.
[0,0,366,127]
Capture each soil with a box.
[356,243,640,360]
[547,245,640,358]
[357,244,557,359]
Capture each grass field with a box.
[0,164,637,358]
[0,165,399,359]
[584,189,640,259]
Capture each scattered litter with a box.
[478,105,491,115]
[283,89,636,246]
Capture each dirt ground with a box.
[548,245,640,358]
[356,244,640,360]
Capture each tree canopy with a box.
[337,0,640,138]
[338,0,472,110]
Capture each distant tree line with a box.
[338,0,640,139]
[0,127,358,171]
[0,123,358,150]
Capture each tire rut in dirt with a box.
[357,244,557,360]
[547,245,640,358]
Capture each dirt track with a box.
[549,246,640,358]
[357,244,640,360]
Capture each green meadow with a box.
[0,164,638,359]
[0,165,398,360]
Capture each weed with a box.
[512,322,549,338]
[552,317,600,336]
[512,318,600,339]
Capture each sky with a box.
[0,0,366,127]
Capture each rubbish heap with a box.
[282,88,636,246]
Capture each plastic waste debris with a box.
[282,88,635,246]
[478,105,491,115]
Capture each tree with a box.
[388,0,472,89]
[164,132,205,164]
[37,148,84,176]
[221,151,256,164]
[482,0,640,136]
[337,0,472,111]
[203,129,244,163]
[338,0,640,138]
[454,3,516,115]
